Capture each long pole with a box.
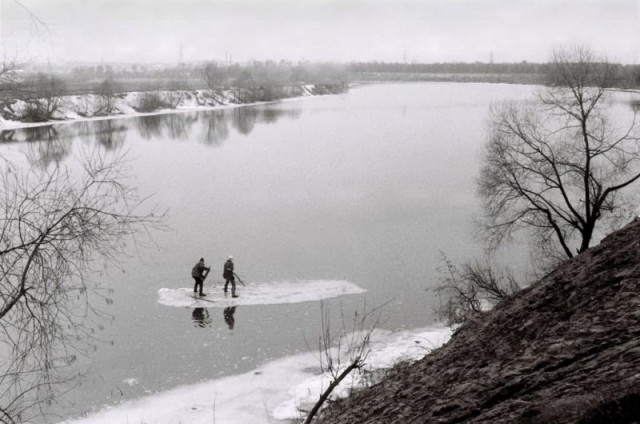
[233,272,246,286]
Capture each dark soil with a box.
[317,219,640,423]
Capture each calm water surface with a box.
[0,83,535,420]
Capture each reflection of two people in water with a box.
[191,306,237,330]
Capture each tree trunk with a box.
[303,360,361,424]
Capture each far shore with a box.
[0,78,554,133]
[0,87,332,132]
[0,98,285,132]
[5,80,633,134]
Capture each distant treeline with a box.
[61,61,350,95]
[1,61,350,101]
[0,61,353,122]
[351,61,546,74]
[4,60,640,103]
[348,62,640,88]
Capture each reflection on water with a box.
[231,108,257,135]
[201,111,230,146]
[190,307,238,330]
[223,307,237,330]
[137,113,199,141]
[95,120,128,150]
[24,126,71,168]
[191,308,212,328]
[0,105,302,165]
[136,115,165,140]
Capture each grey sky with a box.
[1,0,638,64]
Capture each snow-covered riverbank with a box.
[60,326,451,424]
[0,85,327,131]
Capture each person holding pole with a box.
[223,256,239,298]
[192,258,210,297]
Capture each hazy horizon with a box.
[1,0,638,65]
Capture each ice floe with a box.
[157,280,367,308]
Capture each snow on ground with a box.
[59,326,452,424]
[0,86,317,131]
[158,280,367,308]
[122,378,139,387]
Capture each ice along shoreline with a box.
[60,325,452,424]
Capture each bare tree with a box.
[163,79,185,109]
[135,87,166,113]
[201,62,226,93]
[94,77,122,114]
[479,46,640,263]
[434,254,520,326]
[21,73,67,122]
[0,54,19,95]
[303,301,384,424]
[0,149,162,423]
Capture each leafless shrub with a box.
[163,79,186,109]
[0,52,19,95]
[303,301,385,424]
[135,90,168,112]
[20,73,66,122]
[94,77,123,114]
[201,62,227,94]
[434,254,520,326]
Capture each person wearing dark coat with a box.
[192,258,210,297]
[223,256,238,298]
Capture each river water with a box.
[0,82,537,421]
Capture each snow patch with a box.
[122,378,138,387]
[0,86,319,131]
[59,326,452,424]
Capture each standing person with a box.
[192,258,210,297]
[223,256,238,298]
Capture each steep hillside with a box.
[318,219,640,423]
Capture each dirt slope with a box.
[317,219,640,424]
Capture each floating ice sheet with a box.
[157,280,367,308]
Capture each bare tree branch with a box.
[479,46,640,261]
[303,301,386,423]
[0,148,164,422]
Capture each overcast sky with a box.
[1,0,638,64]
